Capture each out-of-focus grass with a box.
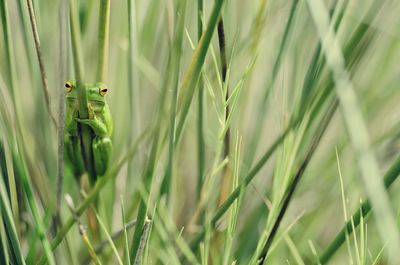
[1,0,400,264]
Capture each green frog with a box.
[64,80,113,183]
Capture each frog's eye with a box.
[99,86,108,97]
[65,81,73,93]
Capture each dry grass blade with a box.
[25,0,57,127]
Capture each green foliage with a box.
[1,0,400,264]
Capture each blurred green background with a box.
[1,0,400,264]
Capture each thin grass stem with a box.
[65,195,102,265]
[314,154,400,264]
[175,0,226,143]
[25,0,57,127]
[96,0,110,82]
[196,0,206,206]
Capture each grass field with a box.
[1,0,400,264]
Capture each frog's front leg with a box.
[92,136,112,177]
[76,116,108,137]
[65,134,85,180]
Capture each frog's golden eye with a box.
[65,81,73,92]
[99,86,108,97]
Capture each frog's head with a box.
[65,80,108,103]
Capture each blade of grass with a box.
[134,218,151,265]
[306,0,400,262]
[130,114,167,262]
[65,195,102,265]
[175,0,226,143]
[256,99,338,263]
[188,118,295,254]
[160,0,188,200]
[297,0,343,115]
[126,0,142,199]
[25,0,57,126]
[222,134,242,265]
[13,148,56,265]
[89,218,137,257]
[0,215,10,265]
[0,170,25,265]
[336,148,355,264]
[3,135,20,231]
[130,0,190,259]
[56,0,68,218]
[217,11,232,205]
[196,0,206,206]
[129,26,172,265]
[313,153,400,264]
[96,0,112,232]
[187,74,336,257]
[95,212,123,265]
[121,197,132,265]
[96,0,110,82]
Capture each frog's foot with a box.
[92,137,112,177]
[76,117,108,136]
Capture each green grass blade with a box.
[0,170,25,265]
[307,0,400,263]
[96,0,110,82]
[196,0,206,204]
[256,100,338,263]
[121,197,132,265]
[314,154,400,264]
[175,0,226,142]
[160,0,188,199]
[95,212,123,265]
[12,150,56,265]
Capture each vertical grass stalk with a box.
[56,0,68,215]
[0,171,26,265]
[307,0,400,262]
[196,0,206,205]
[216,15,231,204]
[69,0,95,184]
[175,0,226,142]
[127,0,142,195]
[25,0,57,126]
[14,150,57,265]
[160,0,187,199]
[97,0,111,82]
